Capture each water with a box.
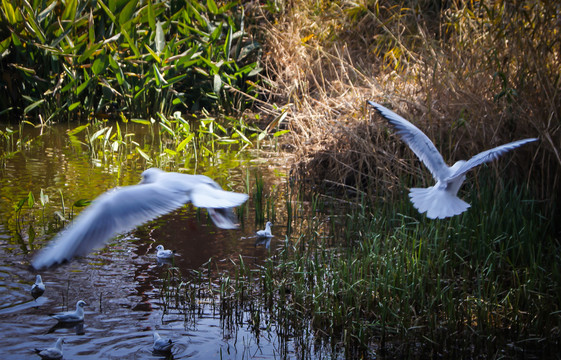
[0,122,295,359]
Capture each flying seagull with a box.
[32,168,249,269]
[368,100,538,219]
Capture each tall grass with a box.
[216,173,560,358]
[254,0,560,217]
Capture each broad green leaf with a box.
[153,64,167,86]
[147,0,155,30]
[27,191,35,208]
[24,99,45,114]
[176,133,194,152]
[76,78,91,96]
[273,129,290,137]
[121,28,140,57]
[62,0,77,20]
[92,55,108,75]
[97,0,116,23]
[69,102,81,111]
[68,124,89,135]
[73,199,92,207]
[135,147,151,161]
[206,0,218,15]
[90,127,108,143]
[2,0,16,24]
[119,0,138,26]
[131,119,151,125]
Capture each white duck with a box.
[153,331,173,352]
[368,101,538,219]
[34,337,64,360]
[32,168,249,269]
[256,222,273,238]
[50,300,87,323]
[156,245,174,259]
[31,274,46,300]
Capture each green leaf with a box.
[144,44,161,64]
[206,0,218,15]
[119,0,138,26]
[27,191,35,208]
[135,147,151,161]
[92,55,108,75]
[69,102,81,111]
[131,119,151,125]
[76,78,91,96]
[273,129,290,137]
[176,133,194,152]
[68,124,89,135]
[73,199,92,207]
[24,99,45,114]
[147,0,155,31]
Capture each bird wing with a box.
[368,101,450,181]
[32,184,189,269]
[190,182,249,209]
[446,138,538,181]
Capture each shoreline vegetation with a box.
[2,0,560,358]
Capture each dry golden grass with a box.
[251,0,560,209]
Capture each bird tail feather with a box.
[409,187,470,219]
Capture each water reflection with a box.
[0,122,298,359]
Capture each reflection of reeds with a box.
[213,174,558,357]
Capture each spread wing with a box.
[368,101,449,181]
[446,138,538,181]
[32,184,189,270]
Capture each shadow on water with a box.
[0,122,303,359]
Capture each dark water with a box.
[0,123,295,359]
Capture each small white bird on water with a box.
[256,222,273,238]
[153,331,173,352]
[34,337,64,360]
[156,245,174,259]
[368,101,538,219]
[31,274,45,300]
[50,300,87,323]
[32,168,249,269]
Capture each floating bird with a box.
[153,331,173,353]
[155,245,174,259]
[256,222,273,238]
[50,300,87,323]
[32,168,249,269]
[34,337,63,360]
[368,100,538,219]
[31,274,45,300]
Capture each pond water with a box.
[0,122,304,359]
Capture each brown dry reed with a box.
[252,0,560,214]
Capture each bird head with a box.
[140,168,164,184]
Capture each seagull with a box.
[49,300,87,323]
[32,168,249,269]
[153,331,173,353]
[155,245,174,259]
[368,100,538,219]
[34,338,64,360]
[256,222,273,238]
[31,274,46,300]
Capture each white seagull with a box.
[34,337,64,360]
[155,245,174,259]
[368,101,538,219]
[153,331,173,352]
[32,168,249,269]
[31,274,46,300]
[256,222,273,238]
[49,300,87,323]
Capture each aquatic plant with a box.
[0,0,262,122]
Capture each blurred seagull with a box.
[31,274,45,300]
[256,222,273,238]
[49,300,87,323]
[368,101,538,219]
[32,168,249,269]
[153,331,173,353]
[155,245,174,259]
[34,337,63,360]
